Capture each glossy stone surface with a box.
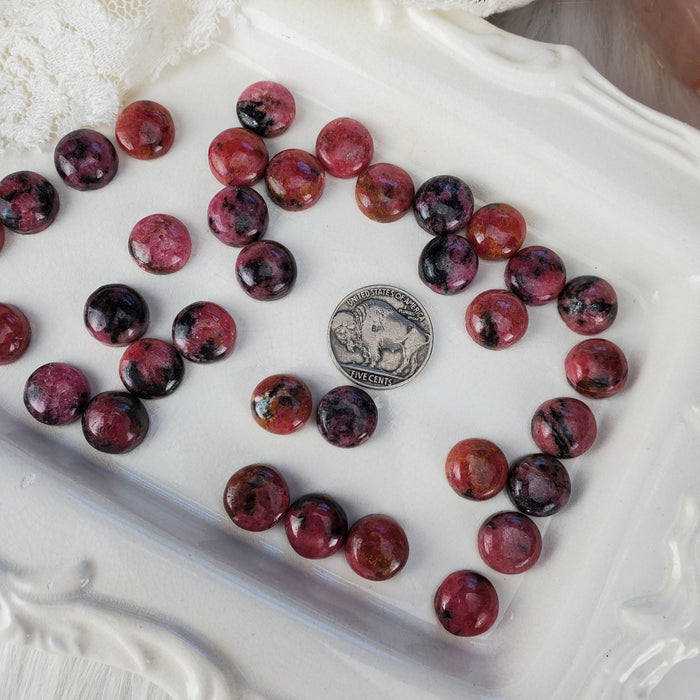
[265,148,325,211]
[284,493,348,559]
[208,127,269,186]
[355,162,414,223]
[507,453,572,517]
[208,185,268,247]
[251,374,312,434]
[172,301,236,363]
[504,245,567,305]
[81,390,149,454]
[115,100,175,160]
[413,175,474,235]
[236,81,296,137]
[531,396,597,458]
[445,438,508,501]
[23,362,91,426]
[0,171,59,234]
[83,284,149,346]
[465,289,528,350]
[235,240,296,301]
[0,303,31,364]
[565,338,629,398]
[557,275,618,335]
[478,511,542,574]
[344,514,409,581]
[54,129,118,190]
[223,464,291,532]
[418,233,479,295]
[129,213,191,274]
[466,203,526,260]
[315,117,374,178]
[434,570,499,637]
[316,385,378,448]
[119,338,184,399]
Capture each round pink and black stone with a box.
[23,362,91,426]
[466,203,526,260]
[115,100,175,160]
[419,233,479,295]
[355,162,415,223]
[345,514,409,581]
[250,373,312,435]
[557,275,618,335]
[434,570,499,637]
[531,396,597,458]
[445,438,509,501]
[284,493,348,559]
[208,127,269,186]
[172,301,236,363]
[0,302,31,364]
[565,338,629,399]
[465,289,528,350]
[265,148,325,211]
[223,464,291,532]
[119,338,184,399]
[207,185,268,247]
[236,81,296,137]
[54,129,118,191]
[315,117,374,179]
[316,385,378,448]
[128,213,191,274]
[82,390,149,454]
[235,240,296,301]
[478,511,542,575]
[504,245,567,305]
[0,171,60,234]
[83,284,150,346]
[413,175,474,236]
[507,453,571,517]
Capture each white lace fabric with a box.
[0,0,233,156]
[0,0,534,156]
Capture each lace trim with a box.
[0,0,233,155]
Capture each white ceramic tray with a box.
[1,1,699,698]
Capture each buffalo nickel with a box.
[328,285,433,390]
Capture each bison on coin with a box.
[331,299,430,377]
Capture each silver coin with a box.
[328,285,433,390]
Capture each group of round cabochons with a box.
[23,284,237,454]
[432,260,624,634]
[201,81,630,405]
[200,81,631,637]
[223,464,409,582]
[0,80,632,639]
[435,396,603,637]
[274,94,626,634]
[0,102,191,276]
[250,374,379,447]
[0,97,248,451]
[0,99,200,454]
[204,82,375,301]
[231,372,402,581]
[426,226,626,635]
[205,94,409,589]
[0,81,630,397]
[392,145,627,636]
[0,99,175,231]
